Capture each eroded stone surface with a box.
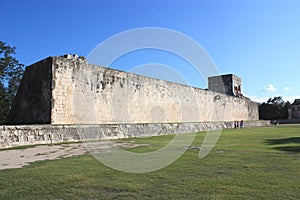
[7,55,259,125]
[0,121,270,149]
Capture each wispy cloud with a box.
[246,94,300,103]
[247,95,269,103]
[284,86,291,91]
[283,96,300,103]
[262,84,276,92]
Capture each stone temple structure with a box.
[289,99,300,119]
[7,55,259,125]
[208,74,242,96]
[0,54,266,149]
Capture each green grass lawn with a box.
[1,125,300,199]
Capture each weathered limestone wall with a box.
[0,121,270,149]
[8,56,259,125]
[7,58,52,124]
[51,56,259,124]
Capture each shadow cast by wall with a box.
[265,137,300,153]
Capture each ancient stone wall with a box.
[0,121,270,149]
[7,58,52,124]
[51,56,259,124]
[8,56,259,125]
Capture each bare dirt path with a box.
[0,141,148,170]
[0,143,87,170]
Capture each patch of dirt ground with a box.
[0,141,149,170]
[0,143,87,170]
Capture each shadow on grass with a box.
[265,137,300,153]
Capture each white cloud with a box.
[262,84,276,92]
[283,96,300,103]
[248,95,300,103]
[284,86,291,91]
[245,92,300,103]
[247,95,269,103]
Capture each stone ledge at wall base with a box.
[0,121,270,149]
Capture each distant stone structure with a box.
[208,74,242,96]
[288,99,300,119]
[7,54,259,125]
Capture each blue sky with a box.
[1,0,300,102]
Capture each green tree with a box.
[0,41,24,124]
[259,96,290,120]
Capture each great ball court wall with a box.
[1,55,265,148]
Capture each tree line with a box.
[0,41,24,124]
[259,96,290,120]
